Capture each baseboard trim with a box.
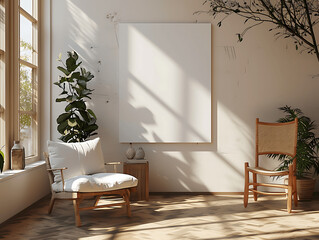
[150,192,244,196]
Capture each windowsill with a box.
[0,160,46,183]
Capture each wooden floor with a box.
[1,194,319,239]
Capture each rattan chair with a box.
[244,118,298,213]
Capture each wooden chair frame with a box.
[243,118,298,213]
[44,152,137,227]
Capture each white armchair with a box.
[44,137,138,227]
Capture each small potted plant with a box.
[269,106,319,200]
[0,145,4,173]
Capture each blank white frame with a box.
[119,23,211,143]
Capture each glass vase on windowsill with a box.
[11,141,25,170]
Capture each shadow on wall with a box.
[120,102,156,142]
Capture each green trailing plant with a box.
[268,106,319,178]
[199,0,319,62]
[55,51,98,143]
[0,145,4,173]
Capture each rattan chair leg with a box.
[287,165,293,213]
[253,173,258,201]
[244,162,249,208]
[293,175,298,207]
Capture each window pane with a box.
[19,113,34,157]
[20,14,32,63]
[20,64,32,111]
[0,0,4,51]
[20,0,32,16]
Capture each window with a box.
[0,0,40,170]
[19,0,39,159]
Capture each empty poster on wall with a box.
[119,23,211,143]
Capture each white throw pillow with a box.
[73,137,106,175]
[47,140,84,182]
[47,138,106,182]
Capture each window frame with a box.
[18,0,39,162]
[0,0,40,170]
[0,0,10,171]
[18,0,39,163]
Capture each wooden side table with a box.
[123,161,149,201]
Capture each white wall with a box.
[50,0,319,192]
[0,164,50,224]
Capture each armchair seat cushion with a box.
[52,173,138,192]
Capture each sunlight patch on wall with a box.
[66,0,98,56]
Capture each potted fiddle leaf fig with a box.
[269,106,319,200]
[55,51,98,143]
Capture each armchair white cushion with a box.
[52,173,138,192]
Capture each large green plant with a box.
[268,106,319,178]
[55,51,98,142]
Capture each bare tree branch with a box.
[197,0,319,61]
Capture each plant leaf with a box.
[57,112,72,124]
[0,150,4,173]
[57,121,68,134]
[87,109,97,119]
[57,66,70,76]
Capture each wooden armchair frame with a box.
[44,152,137,227]
[243,118,298,213]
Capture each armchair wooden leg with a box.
[123,189,131,217]
[73,199,81,227]
[253,173,257,201]
[48,195,55,214]
[94,196,101,207]
[244,162,249,208]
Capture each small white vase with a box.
[125,143,135,159]
[135,147,145,159]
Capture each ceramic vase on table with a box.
[125,143,136,159]
[135,147,145,159]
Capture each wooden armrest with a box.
[47,167,68,171]
[105,162,122,165]
[105,162,122,173]
[47,167,67,191]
